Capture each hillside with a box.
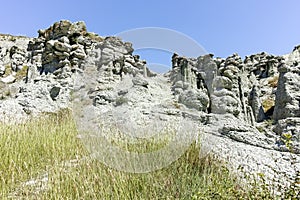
[0,20,299,198]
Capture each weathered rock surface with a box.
[1,20,300,197]
[274,62,300,120]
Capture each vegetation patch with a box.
[0,89,11,100]
[262,98,275,113]
[2,65,28,81]
[15,65,28,80]
[0,109,295,199]
[4,65,12,76]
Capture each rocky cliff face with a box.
[1,20,300,195]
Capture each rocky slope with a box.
[0,20,300,196]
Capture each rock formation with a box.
[0,20,300,197]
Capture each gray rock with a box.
[213,76,233,90]
[284,45,300,66]
[211,93,239,116]
[178,89,209,111]
[0,65,5,76]
[1,74,16,84]
[273,63,300,120]
[249,85,266,122]
[94,92,116,105]
[45,40,56,50]
[132,76,148,88]
[244,52,280,78]
[42,53,55,64]
[71,46,86,59]
[201,131,300,197]
[101,48,115,65]
[50,86,61,101]
[221,121,275,149]
[274,117,300,153]
[196,54,218,93]
[38,20,87,40]
[54,41,72,52]
[58,36,70,44]
[54,51,70,60]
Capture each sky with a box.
[1,0,300,72]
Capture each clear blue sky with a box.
[1,0,300,70]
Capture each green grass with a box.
[0,109,283,199]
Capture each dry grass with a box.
[0,109,290,199]
[262,98,275,112]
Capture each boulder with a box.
[178,89,209,111]
[50,86,61,101]
[210,93,239,116]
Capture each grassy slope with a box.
[0,110,282,199]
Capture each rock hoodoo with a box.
[0,20,299,196]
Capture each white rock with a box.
[1,74,16,83]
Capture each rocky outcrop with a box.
[170,53,211,112]
[273,60,300,120]
[169,50,299,195]
[273,49,300,154]
[0,20,145,122]
[0,20,300,197]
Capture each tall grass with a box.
[0,110,86,198]
[0,109,279,199]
